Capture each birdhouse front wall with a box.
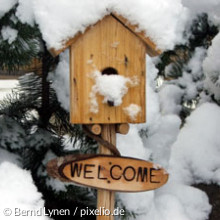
[70,15,146,124]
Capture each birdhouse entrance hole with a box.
[101,67,118,75]
[101,67,119,107]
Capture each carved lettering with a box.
[71,163,82,177]
[84,164,95,179]
[123,166,136,181]
[110,165,122,180]
[150,168,160,183]
[136,167,148,182]
[97,165,107,180]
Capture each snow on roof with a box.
[0,0,17,18]
[32,0,189,52]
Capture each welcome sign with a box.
[48,155,169,192]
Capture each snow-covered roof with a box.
[33,0,189,53]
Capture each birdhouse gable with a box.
[49,13,161,57]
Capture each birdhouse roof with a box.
[50,13,161,57]
[33,1,188,56]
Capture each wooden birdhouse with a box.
[50,13,161,124]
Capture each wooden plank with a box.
[0,58,42,78]
[48,154,169,192]
[0,75,20,80]
[97,124,116,220]
[70,15,146,124]
[111,13,162,57]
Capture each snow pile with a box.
[149,183,211,220]
[203,33,220,101]
[123,104,141,121]
[169,103,220,185]
[16,0,35,26]
[117,125,151,160]
[159,85,184,115]
[0,0,17,18]
[141,56,181,169]
[0,80,18,100]
[32,0,188,51]
[117,56,211,220]
[89,70,138,113]
[48,50,70,112]
[0,162,50,220]
[1,26,18,44]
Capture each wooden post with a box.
[97,124,116,220]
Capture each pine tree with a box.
[156,13,218,121]
[0,4,137,219]
[0,4,40,72]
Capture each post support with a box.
[97,124,116,220]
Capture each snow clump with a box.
[89,70,139,113]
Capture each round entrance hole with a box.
[101,67,118,75]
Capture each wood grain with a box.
[54,154,169,192]
[111,13,162,56]
[70,15,146,124]
[86,124,102,135]
[97,124,116,220]
[116,123,130,135]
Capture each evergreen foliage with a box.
[0,4,41,72]
[156,13,218,121]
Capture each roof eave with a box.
[49,13,162,57]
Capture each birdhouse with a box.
[50,13,161,124]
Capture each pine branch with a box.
[0,4,41,72]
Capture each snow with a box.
[117,56,212,220]
[169,103,220,185]
[0,116,26,150]
[161,47,206,107]
[27,128,55,150]
[123,104,141,121]
[0,148,21,166]
[16,0,35,26]
[1,26,18,44]
[32,0,189,51]
[0,0,17,18]
[117,125,151,160]
[89,70,138,113]
[182,0,220,25]
[147,183,211,220]
[48,50,70,112]
[0,80,18,100]
[0,162,50,220]
[203,33,220,101]
[180,48,206,101]
[159,85,184,115]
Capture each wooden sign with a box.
[47,154,168,192]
